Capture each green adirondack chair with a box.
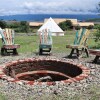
[66,28,90,58]
[0,28,20,55]
[39,29,52,55]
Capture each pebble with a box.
[0,53,100,100]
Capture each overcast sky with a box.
[0,0,99,15]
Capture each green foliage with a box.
[8,30,97,53]
[20,21,29,33]
[94,25,100,42]
[58,22,67,31]
[6,21,29,33]
[0,94,6,100]
[58,20,72,31]
[7,22,20,28]
[0,21,7,29]
[75,25,81,30]
[87,25,94,30]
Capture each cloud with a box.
[21,0,99,14]
[0,0,99,15]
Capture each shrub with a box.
[0,20,7,29]
[94,25,100,42]
[59,20,72,31]
[87,25,94,30]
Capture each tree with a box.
[59,20,72,31]
[94,25,100,42]
[65,20,73,29]
[87,25,94,30]
[0,21,6,29]
[94,2,100,42]
[20,21,29,33]
[75,25,81,30]
[58,22,68,31]
[7,22,20,28]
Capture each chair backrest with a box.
[39,29,52,45]
[0,28,15,45]
[74,28,82,45]
[79,29,90,46]
[74,28,87,45]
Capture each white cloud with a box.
[0,0,99,15]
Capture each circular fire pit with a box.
[0,58,90,85]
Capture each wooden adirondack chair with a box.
[0,28,20,55]
[66,28,90,58]
[89,49,100,63]
[38,29,52,55]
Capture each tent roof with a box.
[38,17,64,33]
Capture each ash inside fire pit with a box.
[4,59,84,83]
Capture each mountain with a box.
[0,14,99,22]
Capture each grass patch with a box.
[0,94,6,100]
[0,30,98,54]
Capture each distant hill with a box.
[0,14,100,22]
[86,18,100,22]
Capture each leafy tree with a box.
[59,20,72,31]
[20,21,29,33]
[58,22,68,31]
[7,22,20,28]
[65,20,73,29]
[75,25,81,30]
[0,20,7,29]
[94,25,100,42]
[6,21,29,33]
[87,25,94,30]
[94,2,100,42]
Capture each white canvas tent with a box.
[0,28,2,38]
[38,17,64,36]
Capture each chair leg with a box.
[93,56,99,63]
[76,49,79,57]
[13,49,18,55]
[1,48,5,55]
[49,48,52,55]
[68,48,75,57]
[85,48,89,57]
[39,48,42,55]
[1,48,8,56]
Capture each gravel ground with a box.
[0,53,100,100]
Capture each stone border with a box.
[0,58,90,86]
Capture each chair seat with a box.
[66,44,85,49]
[2,44,20,49]
[89,49,100,56]
[39,44,52,49]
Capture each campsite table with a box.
[89,49,100,63]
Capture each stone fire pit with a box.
[0,57,90,86]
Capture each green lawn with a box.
[14,31,76,53]
[0,30,99,54]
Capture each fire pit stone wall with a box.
[0,57,90,86]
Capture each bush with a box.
[0,21,7,29]
[75,25,81,30]
[59,20,72,31]
[94,25,100,42]
[6,21,29,33]
[20,21,29,33]
[87,25,94,30]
